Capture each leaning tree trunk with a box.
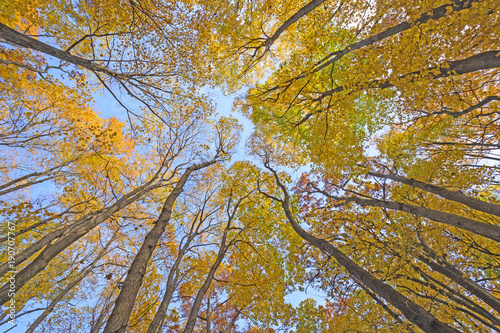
[414,240,500,314]
[147,233,195,333]
[369,171,500,217]
[182,225,231,333]
[0,179,159,305]
[25,233,117,333]
[298,0,483,76]
[265,163,459,333]
[0,23,126,78]
[345,197,500,242]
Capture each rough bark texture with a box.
[0,23,125,78]
[319,50,500,99]
[416,253,500,314]
[0,182,157,305]
[0,225,66,278]
[409,271,500,330]
[25,235,115,333]
[266,164,459,333]
[369,171,500,217]
[348,197,500,242]
[146,240,190,333]
[313,0,483,73]
[182,227,230,333]
[103,160,217,333]
[263,0,326,49]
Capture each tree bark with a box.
[265,163,459,333]
[263,0,327,50]
[90,292,116,333]
[103,160,217,333]
[221,308,241,333]
[414,241,500,313]
[319,50,500,100]
[25,233,116,333]
[0,23,127,78]
[271,0,482,88]
[0,180,158,305]
[182,225,231,333]
[0,159,76,196]
[346,196,500,242]
[312,0,483,73]
[369,171,500,217]
[146,237,192,333]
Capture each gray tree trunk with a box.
[103,160,217,333]
[369,171,500,217]
[265,164,459,333]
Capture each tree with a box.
[232,0,499,330]
[1,0,499,331]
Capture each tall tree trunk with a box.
[0,180,159,305]
[0,23,126,78]
[25,233,117,333]
[319,50,500,99]
[344,196,500,242]
[262,0,327,50]
[0,158,76,196]
[405,273,500,331]
[103,160,217,333]
[90,291,117,333]
[264,163,459,333]
[221,308,241,333]
[416,269,500,329]
[414,238,500,313]
[0,205,74,244]
[369,171,500,217]
[311,0,483,74]
[147,233,195,333]
[353,275,409,328]
[182,225,231,333]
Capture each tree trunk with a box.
[416,269,500,328]
[369,171,500,217]
[265,163,459,333]
[90,292,116,333]
[25,233,116,333]
[182,226,230,333]
[405,273,500,331]
[0,159,76,196]
[346,197,500,242]
[146,239,190,333]
[0,23,125,78]
[103,160,217,333]
[296,49,500,125]
[0,180,158,305]
[263,0,327,50]
[312,0,482,73]
[414,241,500,313]
[221,308,241,333]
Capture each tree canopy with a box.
[0,0,499,332]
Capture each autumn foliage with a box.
[0,0,499,332]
